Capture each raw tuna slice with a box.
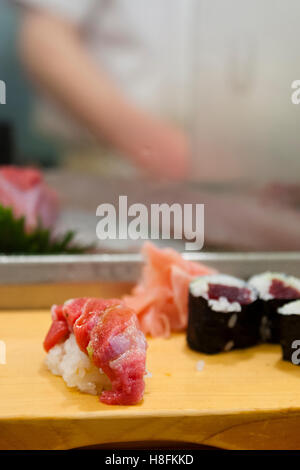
[124,242,216,337]
[0,166,58,230]
[44,298,147,406]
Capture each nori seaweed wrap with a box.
[187,274,261,355]
[278,300,300,365]
[249,273,300,343]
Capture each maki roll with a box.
[44,298,147,405]
[249,273,300,343]
[278,300,300,365]
[187,274,260,354]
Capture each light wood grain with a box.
[0,282,134,310]
[1,309,300,450]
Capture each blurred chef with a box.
[13,0,195,180]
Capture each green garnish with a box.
[0,205,91,254]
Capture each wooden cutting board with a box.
[1,309,300,450]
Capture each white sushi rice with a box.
[196,360,205,371]
[278,300,300,316]
[260,315,271,341]
[249,272,300,301]
[208,297,241,313]
[224,340,234,352]
[45,334,110,395]
[190,274,256,313]
[228,313,238,328]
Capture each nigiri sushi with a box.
[43,298,147,405]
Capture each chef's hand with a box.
[110,108,190,180]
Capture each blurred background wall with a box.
[192,0,300,185]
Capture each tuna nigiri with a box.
[44,298,147,406]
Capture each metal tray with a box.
[1,252,300,310]
[1,252,300,285]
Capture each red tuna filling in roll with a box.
[269,279,300,299]
[207,284,253,305]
